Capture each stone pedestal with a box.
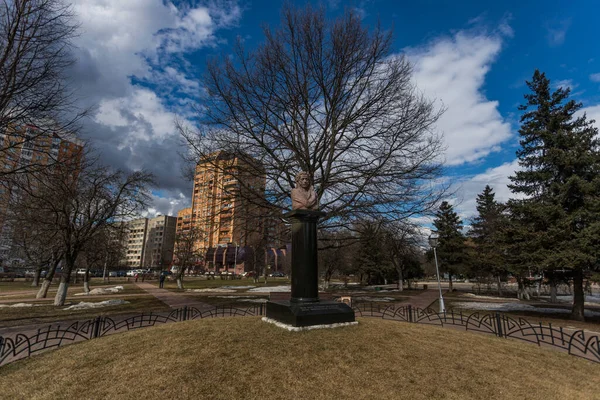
[266,209,355,327]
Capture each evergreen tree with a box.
[469,186,506,295]
[432,201,467,291]
[509,70,600,321]
[355,221,393,285]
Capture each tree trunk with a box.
[496,274,502,296]
[448,273,453,291]
[37,280,52,299]
[571,269,585,321]
[36,258,60,298]
[550,280,557,303]
[32,268,41,287]
[517,277,524,300]
[54,276,69,306]
[397,267,403,291]
[177,277,183,290]
[83,270,90,293]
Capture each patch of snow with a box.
[463,293,519,302]
[0,303,36,308]
[74,286,125,296]
[63,299,129,310]
[220,286,256,290]
[186,288,236,293]
[248,285,291,293]
[355,297,395,302]
[262,317,358,331]
[243,298,268,303]
[453,301,600,317]
[209,296,268,303]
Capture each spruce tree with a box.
[432,201,467,291]
[469,185,506,295]
[509,70,600,321]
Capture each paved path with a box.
[134,282,213,310]
[397,289,445,310]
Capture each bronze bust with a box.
[291,172,319,210]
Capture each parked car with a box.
[269,271,286,278]
[159,270,173,276]
[241,271,255,278]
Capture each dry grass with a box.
[0,318,598,400]
[0,296,170,328]
[163,276,291,291]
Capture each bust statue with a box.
[291,172,319,210]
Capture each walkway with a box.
[134,282,213,310]
[397,289,445,310]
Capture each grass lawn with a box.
[0,296,170,328]
[163,276,291,291]
[0,282,146,300]
[0,318,598,400]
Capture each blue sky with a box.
[67,0,600,221]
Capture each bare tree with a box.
[173,227,204,290]
[0,0,85,182]
[13,151,153,305]
[382,222,421,291]
[179,5,446,232]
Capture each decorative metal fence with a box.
[0,304,264,367]
[1,303,599,367]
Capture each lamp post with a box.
[428,232,446,313]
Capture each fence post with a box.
[93,317,102,339]
[495,312,503,338]
[408,305,413,323]
[182,306,188,321]
[0,336,3,355]
[260,304,264,316]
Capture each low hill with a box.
[0,318,598,399]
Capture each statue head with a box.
[295,171,311,190]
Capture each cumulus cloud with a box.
[453,159,522,220]
[590,73,600,83]
[404,30,513,166]
[68,0,242,216]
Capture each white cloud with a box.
[552,79,578,91]
[69,1,241,216]
[453,159,522,219]
[545,18,571,47]
[590,73,600,83]
[580,105,600,128]
[405,31,513,166]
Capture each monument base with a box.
[265,300,355,327]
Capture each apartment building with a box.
[143,215,177,269]
[190,151,267,249]
[181,151,286,274]
[123,215,176,269]
[0,124,83,264]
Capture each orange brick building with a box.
[178,151,286,274]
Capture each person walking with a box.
[159,273,166,289]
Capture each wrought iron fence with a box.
[0,304,264,366]
[1,303,598,366]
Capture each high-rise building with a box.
[0,124,84,265]
[122,215,177,269]
[182,151,286,274]
[190,151,266,249]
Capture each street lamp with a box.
[428,232,446,314]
